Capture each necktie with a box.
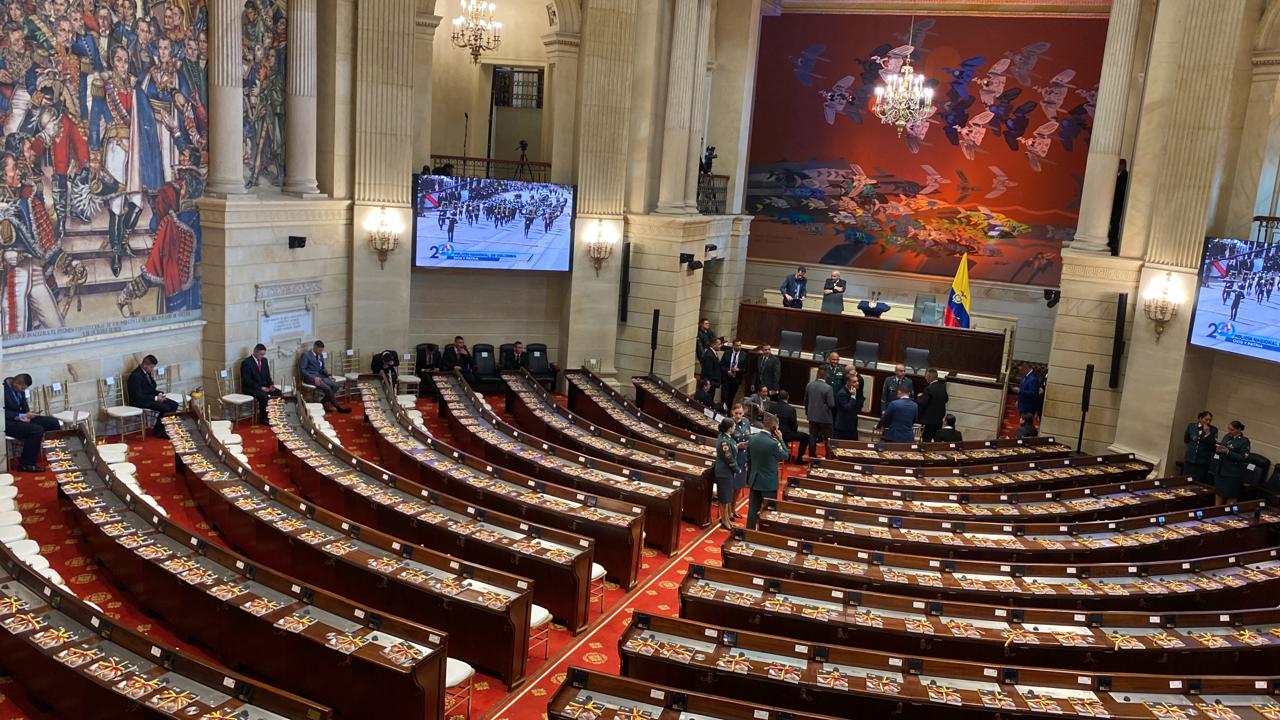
[256,357,262,372]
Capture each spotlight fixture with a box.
[687,260,704,271]
[679,252,694,266]
[1044,289,1061,308]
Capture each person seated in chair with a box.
[693,379,721,411]
[127,355,181,439]
[744,385,771,418]
[1013,412,1039,439]
[934,414,963,442]
[442,336,477,385]
[770,390,810,463]
[503,341,530,371]
[241,344,283,424]
[4,373,59,472]
[301,341,352,414]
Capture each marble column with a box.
[412,6,442,173]
[284,0,322,196]
[682,0,712,211]
[207,0,248,195]
[542,32,581,185]
[655,0,699,214]
[1221,51,1280,237]
[1070,0,1139,253]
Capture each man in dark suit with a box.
[4,374,59,471]
[877,385,918,442]
[881,364,914,413]
[820,270,846,313]
[693,379,721,411]
[699,337,723,394]
[300,341,352,414]
[934,415,964,442]
[770,390,809,463]
[746,414,789,529]
[503,341,530,371]
[834,372,864,441]
[442,336,477,385]
[127,355,180,439]
[754,344,781,396]
[779,267,807,308]
[720,338,747,407]
[695,318,716,363]
[240,344,282,424]
[915,368,949,442]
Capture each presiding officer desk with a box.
[47,432,447,720]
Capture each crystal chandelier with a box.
[451,0,502,64]
[872,19,933,136]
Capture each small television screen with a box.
[412,174,575,271]
[1186,236,1280,363]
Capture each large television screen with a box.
[412,174,575,271]
[1186,236,1280,363]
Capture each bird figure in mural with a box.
[918,165,950,195]
[846,164,878,196]
[940,95,976,146]
[1020,121,1060,171]
[1034,69,1077,118]
[974,58,1012,105]
[1076,85,1098,117]
[987,88,1038,150]
[820,75,857,124]
[1003,41,1053,85]
[789,43,830,87]
[956,110,996,160]
[893,17,937,57]
[1057,103,1091,151]
[902,105,937,154]
[954,170,982,204]
[944,56,986,101]
[874,45,916,83]
[985,166,1018,199]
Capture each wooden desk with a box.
[565,370,717,459]
[736,301,1007,378]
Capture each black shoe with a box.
[18,464,42,473]
[795,457,808,465]
[336,405,352,414]
[153,428,169,440]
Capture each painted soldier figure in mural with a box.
[117,148,201,316]
[0,22,34,133]
[89,44,142,276]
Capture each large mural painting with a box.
[241,0,283,188]
[0,0,208,346]
[747,13,1108,287]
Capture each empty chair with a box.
[217,369,257,425]
[154,365,188,411]
[526,343,556,389]
[341,348,362,382]
[98,376,145,441]
[498,343,515,369]
[903,347,931,374]
[397,353,421,396]
[778,330,803,357]
[854,340,880,368]
[590,561,607,613]
[46,382,89,429]
[529,603,553,659]
[472,343,500,388]
[444,657,475,719]
[812,335,838,361]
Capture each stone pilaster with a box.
[706,0,762,214]
[284,0,322,196]
[1070,0,1139,253]
[207,0,248,196]
[682,0,712,211]
[655,0,699,214]
[412,5,442,173]
[1221,50,1280,236]
[698,214,752,340]
[350,0,416,354]
[542,31,581,185]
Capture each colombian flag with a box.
[944,254,971,329]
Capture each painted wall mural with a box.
[241,0,283,188]
[747,13,1108,287]
[0,0,207,346]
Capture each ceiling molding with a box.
[777,0,1111,17]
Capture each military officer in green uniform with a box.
[1182,410,1217,485]
[1213,420,1251,505]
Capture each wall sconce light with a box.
[587,219,615,275]
[367,206,401,270]
[1141,270,1184,341]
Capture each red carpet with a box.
[0,394,808,720]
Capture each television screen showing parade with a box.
[1187,236,1280,364]
[413,174,576,271]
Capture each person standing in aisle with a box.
[746,414,788,530]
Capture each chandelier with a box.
[451,0,502,64]
[872,19,933,136]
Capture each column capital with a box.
[542,30,581,58]
[416,12,443,40]
[761,0,782,16]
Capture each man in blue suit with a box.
[4,373,59,472]
[877,385,918,443]
[301,341,352,414]
[779,266,807,308]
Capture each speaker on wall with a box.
[618,242,632,324]
[649,308,660,376]
[1081,363,1095,413]
[1109,292,1127,389]
[288,235,307,249]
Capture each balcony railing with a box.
[697,174,729,215]
[427,154,551,182]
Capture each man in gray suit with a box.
[805,367,835,459]
[301,341,352,414]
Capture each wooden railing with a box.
[427,154,552,182]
